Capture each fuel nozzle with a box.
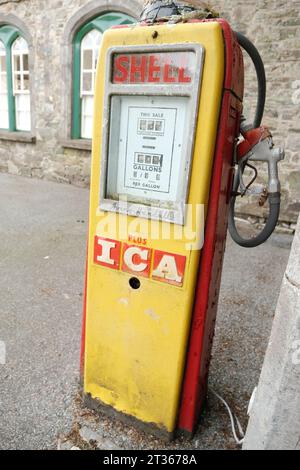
[229,125,285,248]
[237,126,285,196]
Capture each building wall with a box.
[0,0,299,223]
[0,0,142,187]
[214,0,300,225]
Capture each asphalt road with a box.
[0,174,87,450]
[0,173,293,450]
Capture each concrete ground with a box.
[0,173,293,450]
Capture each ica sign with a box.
[94,236,187,287]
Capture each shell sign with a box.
[94,236,186,287]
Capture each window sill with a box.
[0,131,36,143]
[61,139,92,151]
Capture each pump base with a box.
[83,393,174,442]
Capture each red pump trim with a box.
[177,19,244,434]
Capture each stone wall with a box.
[0,0,299,223]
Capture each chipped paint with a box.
[144,309,160,321]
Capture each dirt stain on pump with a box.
[144,308,160,321]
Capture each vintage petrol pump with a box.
[81,1,285,439]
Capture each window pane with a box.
[0,51,7,93]
[14,55,21,72]
[0,74,7,91]
[94,48,99,69]
[23,73,30,91]
[82,72,92,92]
[83,94,94,115]
[81,95,94,139]
[82,96,94,121]
[0,93,9,129]
[14,73,22,91]
[12,37,28,53]
[17,111,31,131]
[15,94,31,131]
[0,94,8,111]
[82,29,102,49]
[89,29,102,45]
[16,93,27,110]
[81,33,93,49]
[0,55,6,72]
[23,54,29,72]
[81,116,93,139]
[83,49,93,70]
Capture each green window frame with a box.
[72,11,135,140]
[0,25,29,132]
[0,25,19,131]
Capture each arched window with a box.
[0,25,31,132]
[72,12,135,140]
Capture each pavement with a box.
[0,173,293,450]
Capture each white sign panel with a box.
[100,44,205,224]
[106,95,189,205]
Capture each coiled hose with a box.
[228,32,281,248]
